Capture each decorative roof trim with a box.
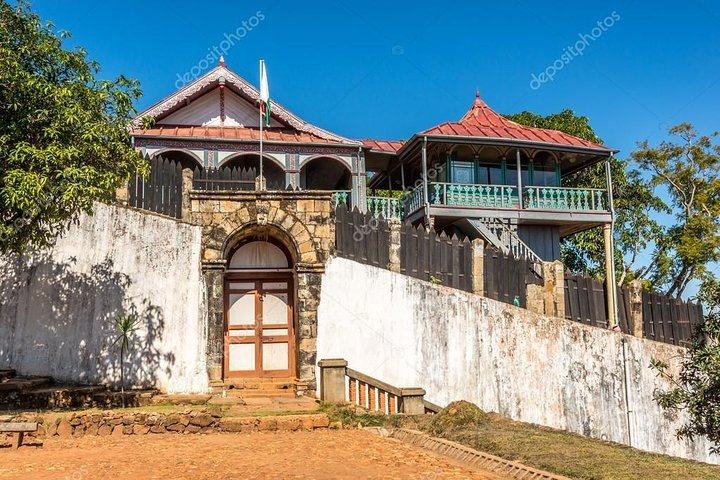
[132,64,360,145]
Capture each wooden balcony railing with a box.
[367,196,404,220]
[425,182,608,213]
[332,191,351,208]
[524,186,607,211]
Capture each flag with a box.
[259,59,270,127]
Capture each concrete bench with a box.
[0,422,38,449]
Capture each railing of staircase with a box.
[524,186,607,211]
[403,184,424,216]
[430,182,518,208]
[318,359,436,415]
[478,218,544,277]
[366,196,404,220]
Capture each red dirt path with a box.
[0,429,500,479]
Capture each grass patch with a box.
[413,401,720,480]
[318,402,403,428]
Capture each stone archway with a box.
[223,233,297,381]
[194,192,334,395]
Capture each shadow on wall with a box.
[0,251,175,389]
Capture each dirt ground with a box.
[0,429,500,480]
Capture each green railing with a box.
[426,182,608,212]
[332,191,351,208]
[431,182,519,208]
[367,196,404,220]
[524,186,606,211]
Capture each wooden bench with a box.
[0,422,38,449]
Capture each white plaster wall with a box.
[317,257,719,464]
[0,203,208,393]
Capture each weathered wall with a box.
[317,257,719,464]
[0,203,208,393]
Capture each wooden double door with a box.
[224,274,295,378]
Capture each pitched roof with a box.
[131,60,361,146]
[421,92,613,152]
[135,125,349,145]
[361,139,405,153]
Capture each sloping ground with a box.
[321,403,720,480]
[410,406,720,480]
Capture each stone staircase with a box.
[0,368,155,410]
[211,377,301,398]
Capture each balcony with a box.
[402,182,611,236]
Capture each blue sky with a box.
[25,0,720,296]
[29,0,720,153]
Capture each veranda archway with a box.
[221,153,286,190]
[299,156,351,190]
[152,149,203,170]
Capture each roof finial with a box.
[219,55,225,66]
[475,87,480,99]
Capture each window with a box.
[531,157,559,187]
[450,161,474,184]
[477,164,503,185]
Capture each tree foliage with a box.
[505,110,665,285]
[632,124,720,298]
[0,0,146,253]
[652,307,720,453]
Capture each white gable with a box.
[157,88,283,127]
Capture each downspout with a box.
[422,136,431,228]
[621,336,634,447]
[516,149,523,209]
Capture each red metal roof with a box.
[422,93,612,152]
[132,125,348,144]
[361,139,405,153]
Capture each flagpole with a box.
[259,58,264,191]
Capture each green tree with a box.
[651,308,720,453]
[632,124,720,297]
[0,1,146,253]
[505,110,665,285]
[112,313,142,408]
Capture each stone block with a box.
[133,425,150,435]
[97,425,113,436]
[189,414,214,427]
[57,419,73,437]
[258,417,277,432]
[112,425,124,436]
[311,415,330,428]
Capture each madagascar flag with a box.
[260,59,270,127]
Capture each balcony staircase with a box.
[466,218,544,277]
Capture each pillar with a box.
[181,168,193,222]
[202,260,226,384]
[628,279,643,337]
[471,238,485,296]
[388,220,402,273]
[603,224,617,329]
[400,388,427,414]
[317,359,348,403]
[115,181,129,206]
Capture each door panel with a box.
[224,275,294,378]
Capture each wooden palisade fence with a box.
[334,205,389,269]
[127,156,182,219]
[400,223,473,292]
[484,247,542,308]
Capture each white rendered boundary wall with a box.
[317,256,719,464]
[0,203,208,393]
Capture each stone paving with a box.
[0,429,503,479]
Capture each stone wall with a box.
[1,410,330,441]
[0,203,208,393]
[190,190,334,393]
[316,256,719,464]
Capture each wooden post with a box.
[317,359,348,403]
[603,223,617,329]
[388,219,402,273]
[471,238,485,296]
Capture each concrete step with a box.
[0,376,52,392]
[231,389,298,398]
[0,369,16,382]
